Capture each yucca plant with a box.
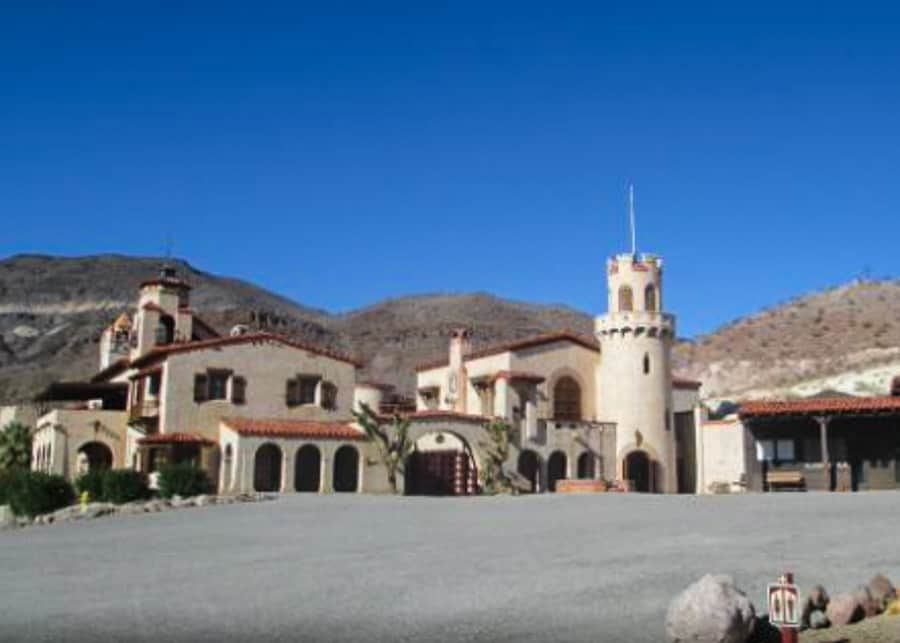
[352,403,413,494]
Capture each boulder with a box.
[808,610,829,629]
[0,505,15,530]
[665,574,756,643]
[801,585,830,627]
[867,574,896,612]
[853,585,880,618]
[826,593,864,626]
[193,495,213,507]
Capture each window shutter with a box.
[232,376,246,405]
[286,379,298,407]
[194,373,208,403]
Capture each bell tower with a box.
[595,189,676,492]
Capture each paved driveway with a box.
[2,492,897,642]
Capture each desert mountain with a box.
[1,254,898,406]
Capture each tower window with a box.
[645,285,657,312]
[618,285,634,312]
[643,353,650,374]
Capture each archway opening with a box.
[405,432,477,496]
[624,451,652,492]
[547,451,567,492]
[254,443,283,492]
[77,442,113,474]
[645,285,657,312]
[156,314,175,345]
[295,445,322,492]
[553,377,582,421]
[333,445,359,492]
[517,450,540,493]
[577,452,595,479]
[618,285,634,312]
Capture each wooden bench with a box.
[766,470,805,491]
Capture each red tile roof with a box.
[90,358,131,382]
[356,381,395,391]
[403,410,490,423]
[138,432,214,446]
[222,417,365,440]
[493,370,546,384]
[129,332,362,368]
[415,331,600,371]
[672,375,702,390]
[139,276,191,290]
[740,396,900,418]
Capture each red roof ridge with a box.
[672,375,702,389]
[221,417,364,440]
[415,330,599,372]
[130,331,362,368]
[138,432,213,446]
[740,396,900,418]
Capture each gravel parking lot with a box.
[2,492,898,642]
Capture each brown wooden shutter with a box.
[232,376,246,405]
[286,379,298,407]
[194,373,208,403]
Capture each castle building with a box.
[11,246,710,496]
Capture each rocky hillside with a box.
[1,254,898,405]
[673,280,900,401]
[0,255,590,403]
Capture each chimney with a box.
[445,328,471,411]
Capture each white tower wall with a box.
[596,253,676,493]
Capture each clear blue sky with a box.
[2,2,899,337]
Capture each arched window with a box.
[645,285,657,312]
[553,376,582,421]
[618,285,634,312]
[253,443,283,492]
[155,314,175,345]
[643,353,650,375]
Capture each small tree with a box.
[0,422,32,473]
[479,419,515,494]
[352,402,413,494]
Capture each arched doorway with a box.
[577,452,595,479]
[333,445,359,493]
[624,451,652,492]
[77,442,113,474]
[517,450,540,493]
[553,377,582,421]
[405,432,478,496]
[254,443,282,492]
[547,451,567,492]
[295,445,321,492]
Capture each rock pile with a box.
[1,493,275,529]
[667,573,897,643]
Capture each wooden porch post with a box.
[815,415,830,464]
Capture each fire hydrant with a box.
[80,491,90,512]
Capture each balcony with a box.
[520,418,615,448]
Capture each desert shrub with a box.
[0,469,18,505]
[101,470,149,504]
[6,472,74,517]
[158,464,211,499]
[74,469,106,502]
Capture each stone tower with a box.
[595,252,676,492]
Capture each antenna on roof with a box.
[628,182,637,256]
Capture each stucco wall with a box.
[698,419,746,493]
[160,340,357,442]
[33,409,129,481]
